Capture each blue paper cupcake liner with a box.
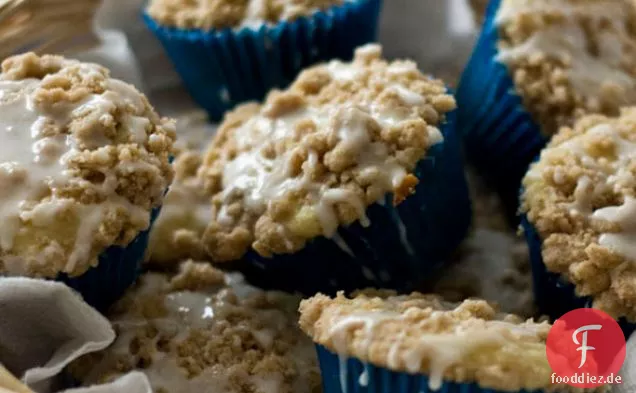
[56,206,161,311]
[316,344,544,393]
[520,214,636,339]
[456,0,547,191]
[239,109,472,295]
[143,0,382,121]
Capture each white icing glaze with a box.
[88,272,312,393]
[529,121,636,262]
[218,55,441,239]
[0,67,153,274]
[496,0,636,105]
[325,304,548,391]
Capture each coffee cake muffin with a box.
[457,0,636,193]
[143,0,382,121]
[70,261,321,393]
[166,44,470,294]
[521,108,636,336]
[0,52,175,309]
[299,291,607,393]
[147,150,210,265]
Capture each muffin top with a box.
[146,0,349,30]
[522,108,636,322]
[198,44,455,262]
[71,261,321,393]
[0,53,175,278]
[299,291,601,393]
[495,0,636,136]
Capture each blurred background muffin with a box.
[143,0,383,121]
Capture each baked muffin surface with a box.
[299,291,586,392]
[496,0,636,135]
[0,53,175,277]
[523,108,636,322]
[199,44,455,262]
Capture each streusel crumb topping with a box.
[496,0,636,135]
[199,44,455,262]
[522,108,636,322]
[0,53,175,278]
[299,292,603,393]
[147,0,348,30]
[71,261,321,393]
[148,151,210,265]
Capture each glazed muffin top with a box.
[0,53,175,278]
[146,0,349,30]
[495,0,636,136]
[198,44,455,262]
[299,291,603,393]
[522,107,636,323]
[71,261,321,393]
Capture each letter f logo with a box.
[572,324,602,368]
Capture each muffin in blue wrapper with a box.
[457,0,636,197]
[143,0,383,121]
[0,53,175,311]
[182,45,471,295]
[299,291,588,393]
[520,108,636,338]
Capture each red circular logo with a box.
[546,309,626,388]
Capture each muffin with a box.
[299,291,605,393]
[147,113,216,265]
[0,52,175,309]
[147,150,210,265]
[457,0,636,196]
[143,0,383,121]
[70,261,321,393]
[521,108,636,337]
[168,44,470,294]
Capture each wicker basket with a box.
[0,0,102,60]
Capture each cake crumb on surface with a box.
[70,260,321,393]
[0,53,175,278]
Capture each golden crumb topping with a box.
[0,53,175,278]
[496,0,636,135]
[522,108,636,322]
[70,261,321,393]
[148,151,210,265]
[147,0,347,30]
[148,112,217,266]
[299,291,602,393]
[198,44,455,262]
